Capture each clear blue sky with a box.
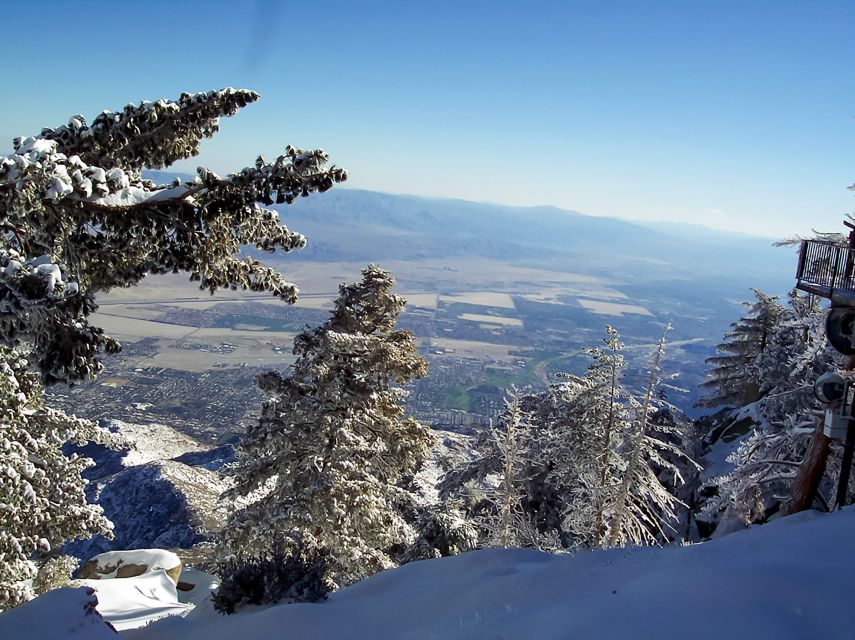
[1,0,853,237]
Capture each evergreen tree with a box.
[438,391,565,551]
[0,88,345,608]
[221,265,434,587]
[0,88,346,384]
[605,325,694,547]
[698,290,786,409]
[402,503,479,562]
[442,326,695,551]
[0,347,121,609]
[705,290,838,524]
[544,327,632,548]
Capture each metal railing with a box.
[796,239,855,299]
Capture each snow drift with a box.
[5,507,855,640]
[134,506,855,640]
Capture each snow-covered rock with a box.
[67,459,232,560]
[64,421,232,560]
[413,428,476,504]
[80,549,182,584]
[171,444,236,471]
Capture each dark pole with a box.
[831,221,855,507]
[835,390,855,509]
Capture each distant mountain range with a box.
[278,188,796,294]
[141,171,798,295]
[628,219,779,245]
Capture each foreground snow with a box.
[134,507,855,640]
[7,507,855,639]
[0,587,116,640]
[78,571,189,631]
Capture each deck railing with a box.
[796,239,855,301]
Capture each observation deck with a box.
[796,239,855,304]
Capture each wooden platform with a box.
[796,239,855,304]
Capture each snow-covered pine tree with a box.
[221,265,435,588]
[544,325,695,548]
[0,347,121,609]
[438,390,565,551]
[402,503,479,562]
[440,326,695,551]
[705,290,839,525]
[605,325,695,547]
[698,290,786,409]
[0,88,345,608]
[1,88,345,384]
[470,392,555,549]
[544,326,632,548]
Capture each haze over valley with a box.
[50,187,797,443]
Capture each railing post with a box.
[796,240,808,279]
[830,245,839,292]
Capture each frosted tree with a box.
[470,392,551,550]
[402,503,479,562]
[698,290,786,409]
[0,347,121,609]
[605,325,695,546]
[441,326,695,550]
[221,266,435,587]
[705,290,838,524]
[544,325,694,548]
[1,88,345,384]
[438,391,566,550]
[0,88,346,607]
[544,327,633,548]
[494,396,531,547]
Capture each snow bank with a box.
[79,570,189,631]
[0,587,116,639]
[126,507,855,640]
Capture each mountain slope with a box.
[65,421,234,560]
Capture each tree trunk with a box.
[783,416,830,516]
[785,354,855,515]
[594,351,618,548]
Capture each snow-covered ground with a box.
[78,571,189,632]
[7,507,855,639]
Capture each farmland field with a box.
[576,299,654,317]
[51,243,748,441]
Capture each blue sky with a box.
[1,0,853,237]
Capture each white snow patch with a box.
[0,587,116,639]
[89,184,192,208]
[123,507,855,640]
[734,400,763,424]
[79,570,190,631]
[177,568,221,621]
[115,421,202,467]
[700,433,745,482]
[90,186,150,208]
[16,137,56,156]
